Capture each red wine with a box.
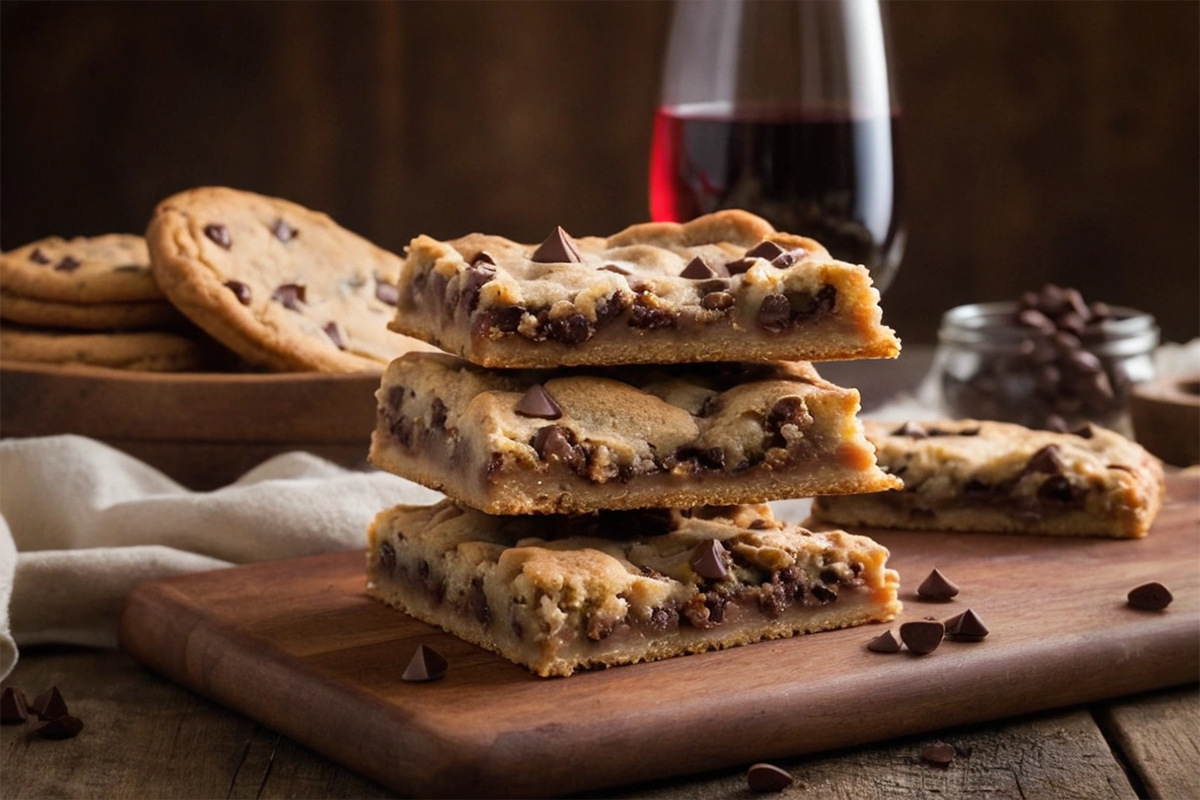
[649,104,903,290]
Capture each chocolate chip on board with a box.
[515,384,563,419]
[30,686,68,721]
[916,568,960,601]
[0,687,29,724]
[944,609,989,640]
[33,714,84,740]
[920,741,956,767]
[1127,582,1173,611]
[746,762,794,792]
[866,629,902,653]
[402,644,449,682]
[688,539,729,581]
[900,620,945,655]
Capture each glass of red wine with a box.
[650,0,903,293]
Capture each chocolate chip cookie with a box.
[0,234,162,304]
[0,324,210,371]
[146,186,434,372]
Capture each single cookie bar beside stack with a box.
[812,419,1165,538]
[364,212,905,677]
[0,234,212,371]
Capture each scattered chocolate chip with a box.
[757,293,791,332]
[917,568,959,601]
[28,248,50,264]
[1127,582,1173,611]
[375,280,400,306]
[53,256,81,273]
[944,609,989,640]
[271,283,307,310]
[599,263,631,275]
[204,223,232,249]
[1025,444,1064,474]
[530,226,583,263]
[402,644,449,682]
[920,742,956,767]
[893,421,929,439]
[270,218,298,242]
[900,620,945,655]
[866,630,902,653]
[322,321,345,349]
[689,539,728,580]
[33,714,83,740]
[1,687,29,724]
[744,240,787,261]
[680,256,716,279]
[30,686,68,721]
[515,384,562,419]
[222,280,251,305]
[700,291,735,311]
[747,762,794,792]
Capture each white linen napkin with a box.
[0,435,440,680]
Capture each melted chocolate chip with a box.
[689,539,728,580]
[378,541,397,576]
[204,223,232,249]
[429,398,448,428]
[532,424,579,463]
[375,280,400,306]
[701,291,735,311]
[469,578,491,625]
[270,218,298,242]
[530,226,583,263]
[630,295,676,329]
[401,644,448,682]
[272,283,307,310]
[458,263,497,314]
[811,584,838,603]
[547,313,592,344]
[28,248,50,264]
[757,294,791,332]
[767,396,812,430]
[516,384,562,419]
[1037,474,1077,504]
[680,256,716,279]
[323,321,345,349]
[53,256,81,273]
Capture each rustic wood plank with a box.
[1098,686,1200,800]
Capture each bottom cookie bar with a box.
[812,419,1164,537]
[367,501,900,677]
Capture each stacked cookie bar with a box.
[365,211,905,676]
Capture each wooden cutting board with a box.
[119,476,1200,798]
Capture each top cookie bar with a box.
[390,210,900,368]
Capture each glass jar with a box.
[935,301,1159,436]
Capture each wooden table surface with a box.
[3,347,1199,799]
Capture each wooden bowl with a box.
[0,361,382,489]
[1130,373,1200,467]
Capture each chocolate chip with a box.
[757,293,791,332]
[53,256,81,273]
[700,291,735,310]
[811,584,838,603]
[515,384,562,419]
[429,398,448,428]
[322,321,345,349]
[630,296,676,329]
[530,226,583,263]
[900,620,945,654]
[944,609,989,639]
[378,541,396,576]
[920,742,956,767]
[204,223,232,249]
[270,218,298,242]
[1037,475,1076,504]
[375,280,400,306]
[30,686,68,721]
[533,424,578,463]
[893,421,929,439]
[680,256,716,279]
[866,630,902,653]
[33,714,83,740]
[469,577,491,625]
[28,248,50,264]
[916,568,959,601]
[458,263,497,314]
[271,283,307,310]
[771,249,805,269]
[1026,444,1064,474]
[744,240,787,261]
[724,258,756,275]
[689,539,728,580]
[1016,308,1056,335]
[747,762,794,792]
[0,687,29,724]
[401,644,448,682]
[546,313,592,345]
[767,396,812,430]
[1127,581,1173,611]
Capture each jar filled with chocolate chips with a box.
[935,285,1158,434]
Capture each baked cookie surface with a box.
[369,353,901,514]
[0,234,162,304]
[391,210,900,367]
[146,186,433,372]
[812,419,1165,538]
[367,500,901,677]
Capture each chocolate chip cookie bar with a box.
[147,186,435,372]
[812,419,1165,538]
[390,210,900,368]
[366,500,901,677]
[369,353,901,515]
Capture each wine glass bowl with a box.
[650,0,903,293]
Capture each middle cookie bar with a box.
[370,352,902,515]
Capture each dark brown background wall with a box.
[2,0,1196,344]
